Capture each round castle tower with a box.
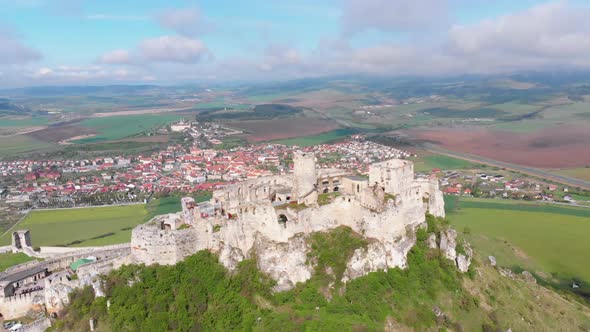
[292,151,318,205]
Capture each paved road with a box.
[422,144,590,191]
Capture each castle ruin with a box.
[131,152,446,290]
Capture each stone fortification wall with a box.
[340,176,369,196]
[0,246,11,254]
[0,290,44,319]
[369,159,414,195]
[214,174,293,213]
[76,253,130,278]
[131,223,201,265]
[415,178,445,218]
[37,243,130,258]
[0,247,130,293]
[19,318,52,332]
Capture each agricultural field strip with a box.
[0,204,148,247]
[423,144,590,190]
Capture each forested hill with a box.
[54,217,590,331]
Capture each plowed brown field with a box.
[407,125,590,168]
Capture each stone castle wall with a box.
[131,223,202,265]
[0,290,44,319]
[369,159,414,195]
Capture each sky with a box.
[1,0,590,87]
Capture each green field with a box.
[0,135,53,156]
[447,197,590,288]
[0,205,148,247]
[145,193,213,221]
[74,114,181,143]
[0,116,49,127]
[194,101,251,110]
[272,128,356,147]
[413,154,479,172]
[0,252,36,272]
[245,92,297,103]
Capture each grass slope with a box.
[447,197,590,291]
[0,205,147,247]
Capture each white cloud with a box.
[155,7,211,37]
[97,50,131,65]
[8,1,590,86]
[139,35,209,63]
[444,1,590,71]
[98,36,210,65]
[341,0,449,34]
[87,14,147,21]
[0,28,42,64]
[26,65,151,84]
[36,67,53,76]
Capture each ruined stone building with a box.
[131,152,446,290]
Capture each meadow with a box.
[0,135,53,156]
[0,204,148,247]
[272,128,357,147]
[74,114,181,143]
[0,116,49,127]
[447,197,590,289]
[412,154,479,172]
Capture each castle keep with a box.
[131,152,446,290]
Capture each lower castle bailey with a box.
[131,152,447,290]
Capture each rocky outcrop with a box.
[253,235,313,292]
[456,243,473,273]
[45,282,74,316]
[218,244,245,271]
[427,233,437,249]
[456,254,470,273]
[488,256,497,267]
[433,229,473,273]
[439,229,457,261]
[343,232,417,283]
[521,271,536,284]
